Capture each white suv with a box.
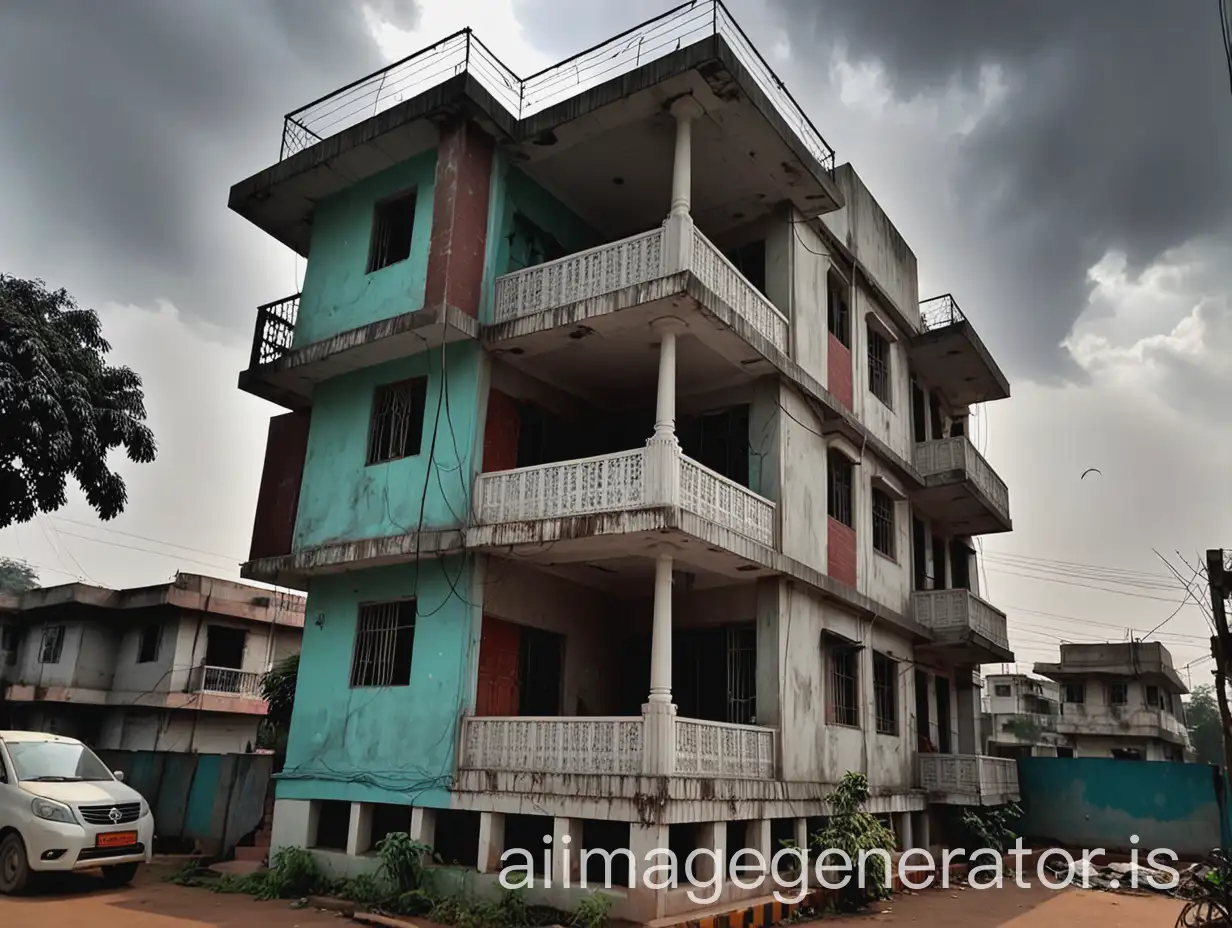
[0,731,154,893]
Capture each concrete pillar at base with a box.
[477,811,505,874]
[552,817,583,886]
[912,810,931,851]
[270,798,313,855]
[733,819,772,891]
[628,823,671,923]
[693,821,727,885]
[893,811,913,851]
[410,807,437,849]
[346,802,373,857]
[793,817,809,854]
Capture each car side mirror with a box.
[113,770,124,782]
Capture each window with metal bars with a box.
[827,450,853,527]
[871,488,895,559]
[350,600,416,687]
[1063,682,1085,704]
[367,190,417,273]
[828,644,859,727]
[827,271,850,346]
[367,378,428,465]
[1108,682,1128,706]
[873,652,898,735]
[39,626,64,664]
[867,325,892,406]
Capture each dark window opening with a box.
[725,239,767,297]
[367,190,417,273]
[1111,747,1144,761]
[39,626,65,664]
[1063,683,1085,705]
[935,676,952,753]
[675,624,757,724]
[367,378,428,465]
[350,600,416,688]
[506,212,566,273]
[369,803,412,852]
[1109,682,1128,706]
[505,814,553,876]
[1146,684,1162,708]
[829,644,859,727]
[912,518,928,591]
[827,450,854,528]
[679,405,750,489]
[951,540,974,590]
[867,326,892,406]
[929,391,945,440]
[951,416,966,437]
[827,271,850,346]
[137,624,160,664]
[872,488,895,559]
[313,800,350,850]
[582,820,633,887]
[873,653,898,735]
[994,684,1012,698]
[433,810,481,867]
[911,379,927,443]
[475,616,564,717]
[518,627,564,716]
[204,626,246,669]
[1056,746,1074,758]
[914,670,931,750]
[931,535,947,590]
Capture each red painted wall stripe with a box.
[828,332,853,411]
[828,516,857,588]
[248,410,311,561]
[482,389,520,473]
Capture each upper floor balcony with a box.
[913,588,1012,665]
[919,753,1019,806]
[1053,706,1190,746]
[189,664,265,701]
[910,296,1009,409]
[913,435,1011,535]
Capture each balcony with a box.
[913,589,1013,664]
[919,754,1019,805]
[472,441,776,550]
[190,664,265,700]
[459,714,776,780]
[913,436,1011,535]
[1053,707,1190,746]
[911,295,1010,408]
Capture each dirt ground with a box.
[0,863,1190,927]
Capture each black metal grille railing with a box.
[919,294,967,332]
[249,293,300,369]
[277,0,835,173]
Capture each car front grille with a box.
[78,802,141,825]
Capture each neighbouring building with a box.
[981,673,1068,758]
[0,572,303,753]
[1033,642,1192,762]
[230,5,1016,922]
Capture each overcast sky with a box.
[1,0,1228,680]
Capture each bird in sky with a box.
[1081,467,1102,479]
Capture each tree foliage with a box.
[0,557,38,592]
[1186,685,1223,766]
[812,772,897,910]
[260,651,299,733]
[0,274,156,528]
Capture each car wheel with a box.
[100,862,140,887]
[0,832,30,895]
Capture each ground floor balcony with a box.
[919,753,1019,805]
[913,436,1011,535]
[237,293,476,409]
[913,588,1012,665]
[911,295,1010,408]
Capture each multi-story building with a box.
[981,673,1067,758]
[1033,642,1192,762]
[231,5,1016,921]
[0,573,303,753]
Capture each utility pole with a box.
[1206,549,1232,777]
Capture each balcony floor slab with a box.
[914,480,1012,536]
[1,683,269,716]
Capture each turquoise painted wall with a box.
[482,155,599,322]
[1017,757,1226,857]
[277,559,477,809]
[295,151,437,347]
[293,341,481,550]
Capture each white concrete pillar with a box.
[668,95,704,218]
[477,811,505,874]
[736,819,771,892]
[913,809,931,852]
[694,820,728,885]
[629,823,671,923]
[893,811,913,851]
[651,317,686,442]
[551,817,583,887]
[346,802,373,857]
[410,806,436,849]
[643,553,678,776]
[793,817,809,853]
[270,799,313,856]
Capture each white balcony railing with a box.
[460,716,644,775]
[190,664,264,699]
[674,717,776,779]
[474,442,776,547]
[920,754,1019,797]
[491,225,790,354]
[913,436,1010,523]
[913,589,1010,651]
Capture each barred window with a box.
[829,644,859,727]
[827,450,853,528]
[1063,682,1085,704]
[871,488,895,559]
[367,378,428,465]
[367,190,417,273]
[1109,682,1128,706]
[868,326,892,406]
[350,600,416,688]
[827,271,850,347]
[39,626,65,664]
[137,623,160,664]
[873,652,898,735]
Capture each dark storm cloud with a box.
[0,0,418,334]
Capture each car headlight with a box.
[139,798,150,819]
[31,797,77,825]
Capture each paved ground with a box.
[0,864,1190,927]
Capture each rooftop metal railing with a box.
[278,0,836,172]
[918,293,968,332]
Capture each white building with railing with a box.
[0,573,303,754]
[228,2,1019,923]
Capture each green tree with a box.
[0,275,156,528]
[0,557,38,592]
[258,652,299,753]
[1186,685,1223,766]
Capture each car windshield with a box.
[6,741,114,782]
